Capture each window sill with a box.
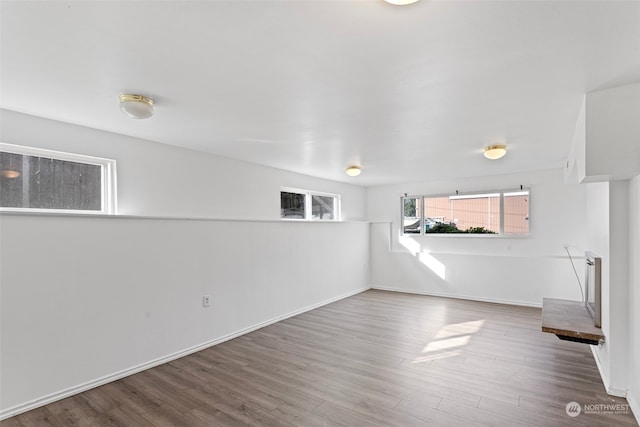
[402,233,532,239]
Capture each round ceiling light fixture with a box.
[0,170,21,179]
[345,165,362,177]
[484,144,507,160]
[384,0,420,5]
[119,94,154,119]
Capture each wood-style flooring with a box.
[2,290,637,426]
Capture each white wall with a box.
[0,215,369,417]
[585,83,640,181]
[565,97,586,184]
[627,175,640,422]
[566,83,640,184]
[0,109,366,220]
[587,181,631,396]
[367,168,588,306]
[565,83,640,183]
[608,181,630,393]
[586,182,612,386]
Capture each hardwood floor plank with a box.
[238,362,364,411]
[2,407,63,427]
[338,358,485,407]
[0,419,23,427]
[104,404,157,427]
[478,396,578,427]
[394,398,486,427]
[99,379,163,415]
[353,400,438,427]
[138,404,207,427]
[46,395,113,427]
[311,401,382,427]
[188,396,298,427]
[170,356,286,411]
[189,405,249,427]
[76,386,122,414]
[436,397,534,427]
[123,373,209,415]
[271,403,344,427]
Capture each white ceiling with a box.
[2,0,639,186]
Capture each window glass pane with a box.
[0,152,102,211]
[403,197,421,234]
[424,193,499,233]
[280,191,306,219]
[504,191,529,234]
[311,194,335,220]
[423,196,449,231]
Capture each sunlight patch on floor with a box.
[412,320,485,363]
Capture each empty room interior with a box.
[1,0,639,426]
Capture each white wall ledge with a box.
[0,211,370,224]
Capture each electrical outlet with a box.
[203,295,211,307]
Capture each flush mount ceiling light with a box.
[119,94,154,119]
[0,170,20,179]
[384,0,420,5]
[484,144,507,160]
[345,165,362,177]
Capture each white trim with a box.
[628,391,640,425]
[499,190,505,234]
[0,142,112,166]
[504,191,529,197]
[390,249,579,259]
[400,232,533,240]
[370,285,542,308]
[0,207,108,215]
[590,346,628,398]
[280,186,340,221]
[449,192,500,200]
[0,142,116,214]
[0,286,369,421]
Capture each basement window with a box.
[281,188,340,221]
[402,190,529,235]
[0,143,116,214]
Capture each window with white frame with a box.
[402,189,529,235]
[280,188,340,221]
[0,143,116,214]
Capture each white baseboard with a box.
[628,391,640,426]
[371,285,542,308]
[590,345,627,397]
[0,286,369,421]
